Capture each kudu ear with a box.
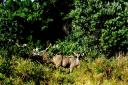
[73,52,76,55]
[79,53,85,59]
[73,52,77,56]
[73,52,80,58]
[80,53,85,57]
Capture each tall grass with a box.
[0,54,128,85]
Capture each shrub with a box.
[64,0,128,57]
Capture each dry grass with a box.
[74,55,128,85]
[1,55,128,85]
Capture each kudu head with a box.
[73,52,85,59]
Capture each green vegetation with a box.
[0,0,128,84]
[0,55,128,85]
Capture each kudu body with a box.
[51,53,84,72]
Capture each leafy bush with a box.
[0,0,74,57]
[64,0,128,57]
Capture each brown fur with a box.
[51,54,63,68]
[51,53,83,72]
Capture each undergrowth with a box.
[0,54,128,85]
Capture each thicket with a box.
[0,0,128,84]
[52,0,128,57]
[0,0,73,57]
[0,0,128,57]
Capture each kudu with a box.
[51,52,84,72]
[31,44,51,64]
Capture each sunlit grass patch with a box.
[10,57,52,85]
[73,56,128,85]
[1,54,128,85]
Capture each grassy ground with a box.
[0,55,128,85]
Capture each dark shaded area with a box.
[0,0,73,49]
[32,0,73,44]
[11,0,73,45]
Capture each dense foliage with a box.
[1,0,128,57]
[71,0,128,56]
[52,0,128,57]
[0,0,128,84]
